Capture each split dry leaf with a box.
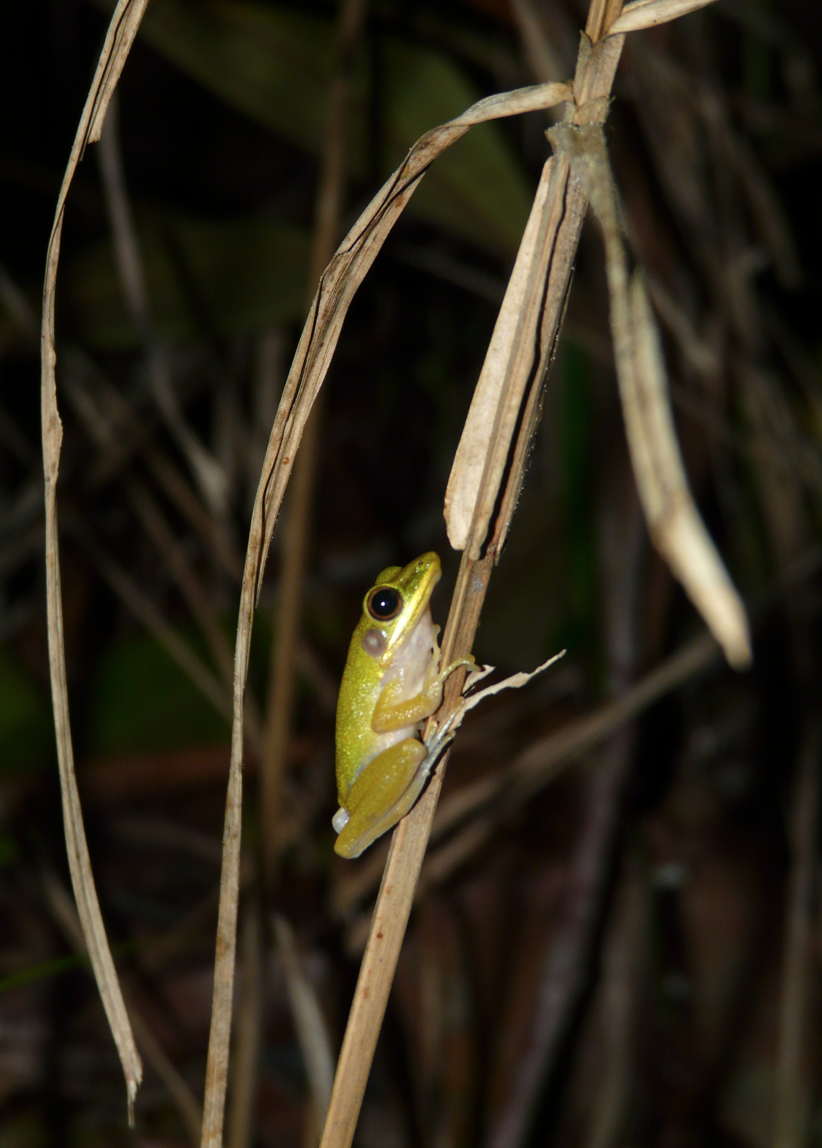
[445,35,630,557]
[547,121,751,668]
[435,653,566,743]
[39,0,150,1119]
[444,157,562,554]
[607,0,717,35]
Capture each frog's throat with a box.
[379,560,441,665]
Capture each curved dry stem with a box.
[40,0,150,1120]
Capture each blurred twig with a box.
[1,255,247,725]
[773,724,820,1148]
[97,93,227,515]
[581,861,646,1148]
[487,448,643,1148]
[274,915,336,1132]
[64,511,236,729]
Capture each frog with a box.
[333,552,473,859]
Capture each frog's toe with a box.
[332,807,350,833]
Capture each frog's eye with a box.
[367,586,402,621]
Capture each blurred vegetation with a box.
[1,0,822,1145]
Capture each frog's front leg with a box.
[370,657,475,734]
[334,738,429,858]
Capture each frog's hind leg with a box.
[334,738,428,859]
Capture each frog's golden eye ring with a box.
[367,586,402,621]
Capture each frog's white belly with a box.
[367,608,438,759]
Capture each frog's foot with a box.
[334,738,428,859]
[334,706,468,859]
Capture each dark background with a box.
[0,1,821,1145]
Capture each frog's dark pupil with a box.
[368,587,402,620]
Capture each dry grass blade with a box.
[626,276,751,666]
[201,77,572,1148]
[547,122,751,668]
[40,0,149,1119]
[607,0,718,35]
[445,157,560,554]
[447,40,623,562]
[274,915,335,1129]
[227,903,263,1148]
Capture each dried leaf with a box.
[444,158,560,553]
[547,121,751,668]
[40,0,149,1120]
[251,81,572,599]
[626,276,752,668]
[435,653,566,743]
[607,0,717,35]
